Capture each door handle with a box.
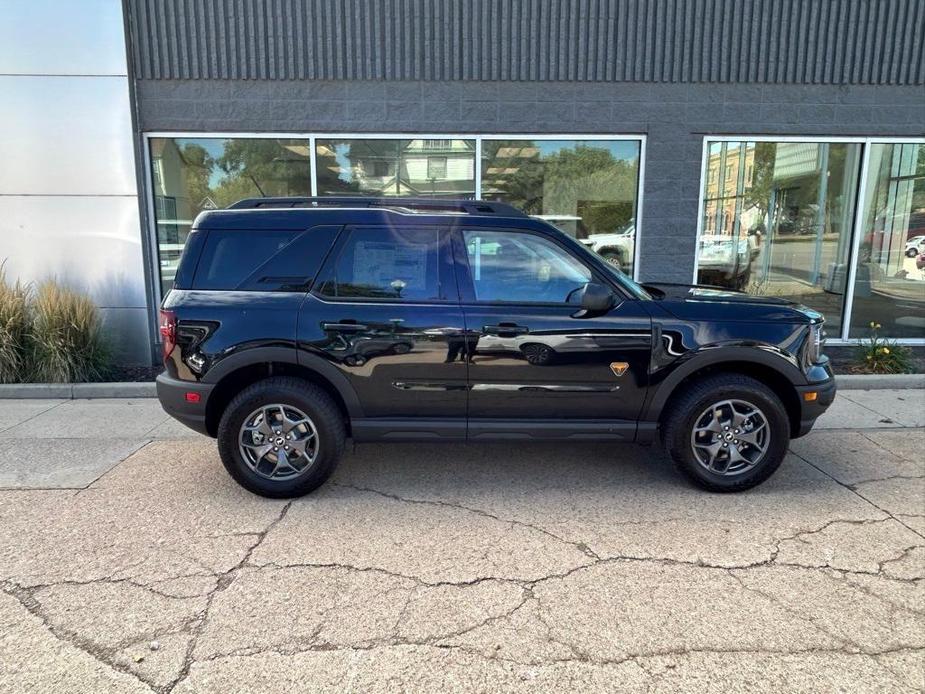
[483,323,530,337]
[322,322,368,332]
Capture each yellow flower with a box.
[867,355,872,360]
[875,323,882,330]
[881,347,890,355]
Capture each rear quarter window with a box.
[191,226,340,291]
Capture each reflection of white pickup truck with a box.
[579,225,635,272]
[697,235,754,291]
[533,215,636,272]
[905,235,925,258]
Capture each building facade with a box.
[1,0,923,365]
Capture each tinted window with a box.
[464,230,591,303]
[192,226,339,291]
[319,227,444,301]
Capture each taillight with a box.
[159,309,177,362]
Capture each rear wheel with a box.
[217,377,345,498]
[661,374,790,492]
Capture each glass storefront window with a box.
[149,138,310,295]
[315,138,476,198]
[697,140,861,335]
[849,143,925,338]
[480,139,641,276]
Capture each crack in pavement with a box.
[0,499,295,694]
[0,581,159,693]
[180,639,925,672]
[163,499,294,694]
[789,448,925,541]
[331,481,603,561]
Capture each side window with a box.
[319,226,445,301]
[463,230,592,304]
[191,226,340,291]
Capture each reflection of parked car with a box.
[334,334,414,366]
[697,235,753,290]
[478,331,627,365]
[158,196,834,499]
[580,224,635,272]
[905,235,925,258]
[158,243,185,284]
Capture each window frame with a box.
[311,223,459,305]
[693,135,925,346]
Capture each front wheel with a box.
[217,377,345,498]
[661,374,790,492]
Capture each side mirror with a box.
[577,282,615,315]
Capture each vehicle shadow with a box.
[327,440,824,502]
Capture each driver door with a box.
[454,227,651,426]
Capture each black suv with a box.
[157,197,835,498]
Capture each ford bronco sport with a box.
[156,197,835,498]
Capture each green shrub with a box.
[28,280,111,383]
[0,268,30,383]
[854,322,914,374]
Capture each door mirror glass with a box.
[578,282,615,313]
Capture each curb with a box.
[835,373,925,390]
[0,374,921,399]
[0,382,157,399]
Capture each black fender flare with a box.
[642,346,805,422]
[202,345,364,418]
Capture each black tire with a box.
[521,342,555,365]
[907,248,918,258]
[600,250,623,271]
[217,377,345,498]
[661,373,790,492]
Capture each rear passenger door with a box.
[298,224,467,420]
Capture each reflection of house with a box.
[149,138,197,246]
[703,143,757,237]
[316,139,476,197]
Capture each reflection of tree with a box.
[482,143,637,235]
[211,140,311,208]
[742,143,775,231]
[178,143,213,215]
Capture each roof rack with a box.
[227,196,527,217]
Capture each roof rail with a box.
[227,196,527,217]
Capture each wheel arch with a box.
[646,349,804,438]
[202,348,362,437]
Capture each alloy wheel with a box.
[690,398,770,475]
[238,404,319,480]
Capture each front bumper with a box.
[794,376,837,438]
[156,372,214,437]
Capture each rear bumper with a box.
[156,373,214,437]
[794,376,837,438]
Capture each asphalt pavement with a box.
[0,389,922,692]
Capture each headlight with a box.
[808,323,825,363]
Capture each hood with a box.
[642,283,823,324]
[643,283,793,305]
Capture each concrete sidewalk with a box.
[0,389,922,692]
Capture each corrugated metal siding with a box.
[127,0,925,84]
